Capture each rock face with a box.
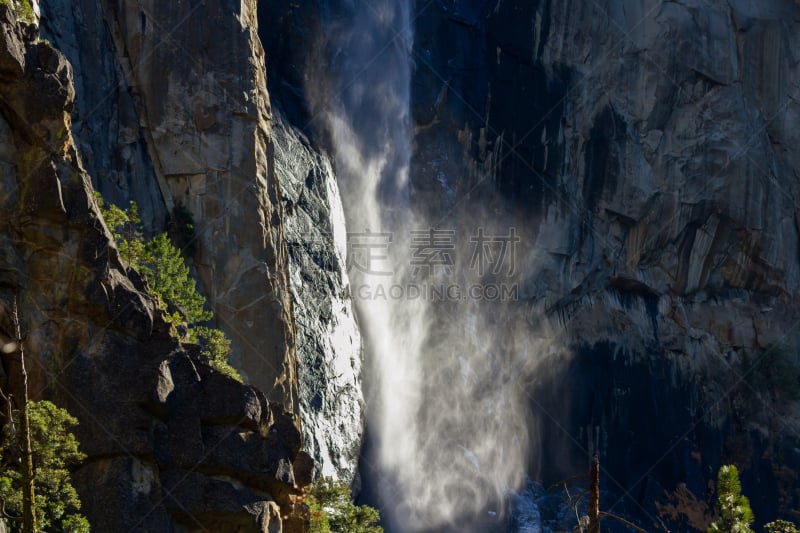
[37,0,165,232]
[261,0,800,529]
[254,0,368,482]
[413,0,800,349]
[39,0,300,413]
[408,0,800,529]
[5,0,800,530]
[273,109,364,482]
[40,0,367,483]
[0,5,311,532]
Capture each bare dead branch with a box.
[564,482,585,533]
[547,472,589,491]
[599,511,651,533]
[12,296,36,533]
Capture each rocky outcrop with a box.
[0,6,310,531]
[273,109,364,482]
[248,0,369,482]
[39,0,300,414]
[40,0,367,486]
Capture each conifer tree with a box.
[765,520,800,533]
[307,478,382,533]
[141,233,212,325]
[0,300,88,532]
[708,465,754,533]
[0,401,89,533]
[96,194,240,381]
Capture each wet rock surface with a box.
[260,0,369,483]
[273,108,364,483]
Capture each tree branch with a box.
[599,511,652,533]
[0,498,22,521]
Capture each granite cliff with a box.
[0,3,314,531]
[39,0,300,416]
[260,0,800,531]
[412,0,800,530]
[39,0,365,488]
[2,0,800,531]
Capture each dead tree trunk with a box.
[588,455,600,533]
[12,298,36,533]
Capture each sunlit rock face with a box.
[257,0,367,482]
[41,0,367,490]
[40,0,300,413]
[273,108,365,483]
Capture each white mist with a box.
[304,1,535,530]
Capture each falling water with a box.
[305,1,537,530]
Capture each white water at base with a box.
[304,1,536,530]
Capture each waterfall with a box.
[304,1,534,530]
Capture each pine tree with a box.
[141,233,212,326]
[95,194,149,268]
[708,465,754,533]
[307,478,382,533]
[189,326,241,382]
[765,520,800,533]
[96,194,240,382]
[0,401,89,532]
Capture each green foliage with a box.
[97,194,210,324]
[707,465,800,533]
[0,0,35,24]
[307,478,382,533]
[141,233,212,325]
[765,520,800,533]
[709,465,754,533]
[96,194,239,382]
[94,193,149,268]
[189,326,241,382]
[0,401,89,532]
